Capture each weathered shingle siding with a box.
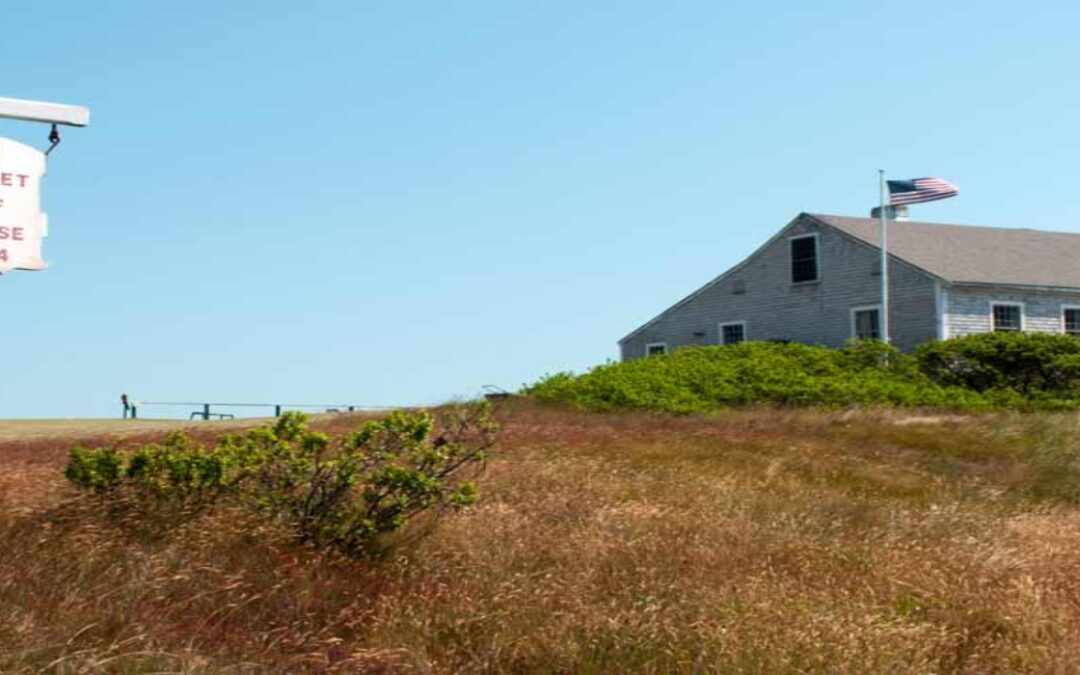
[945,286,1080,337]
[620,215,939,359]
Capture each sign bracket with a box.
[45,125,61,156]
[0,96,89,127]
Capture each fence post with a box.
[131,406,137,419]
[203,403,210,421]
[274,405,281,417]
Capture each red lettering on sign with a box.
[0,227,25,241]
[0,249,7,262]
[0,174,29,188]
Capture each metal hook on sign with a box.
[45,124,61,156]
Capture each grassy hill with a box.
[4,402,1080,672]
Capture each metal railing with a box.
[128,401,400,420]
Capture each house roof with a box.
[809,213,1080,289]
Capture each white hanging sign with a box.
[0,137,47,273]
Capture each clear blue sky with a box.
[3,1,1078,418]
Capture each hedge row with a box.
[525,333,1080,414]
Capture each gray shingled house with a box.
[620,212,1080,360]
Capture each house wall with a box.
[945,286,1080,336]
[620,214,940,359]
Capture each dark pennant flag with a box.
[886,177,959,205]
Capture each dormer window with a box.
[790,234,819,283]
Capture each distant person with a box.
[121,393,131,419]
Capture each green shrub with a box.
[529,335,1080,415]
[65,446,124,492]
[526,341,992,414]
[65,405,498,558]
[916,332,1080,395]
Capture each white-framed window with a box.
[850,305,882,340]
[789,233,819,284]
[645,342,668,357]
[991,302,1024,333]
[1063,306,1080,337]
[719,321,747,345]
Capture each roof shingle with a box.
[810,213,1080,289]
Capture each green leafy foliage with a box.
[64,447,124,492]
[526,341,986,414]
[916,331,1080,395]
[64,405,498,558]
[526,336,1080,414]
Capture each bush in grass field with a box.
[65,405,498,558]
[526,336,1080,414]
[916,331,1080,396]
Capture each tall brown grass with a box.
[4,402,1080,672]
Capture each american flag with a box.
[886,177,959,205]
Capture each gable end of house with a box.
[619,212,945,347]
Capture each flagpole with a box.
[879,169,890,344]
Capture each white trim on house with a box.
[990,300,1025,332]
[849,304,883,340]
[788,232,821,285]
[644,341,668,357]
[936,283,950,340]
[1061,305,1080,336]
[946,281,1080,294]
[718,320,747,345]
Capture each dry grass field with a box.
[4,402,1080,672]
[0,417,268,441]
